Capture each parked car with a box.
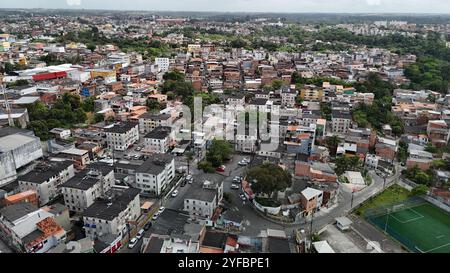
[239,193,246,201]
[233,176,241,183]
[238,161,248,166]
[231,184,240,190]
[152,212,160,220]
[216,165,226,172]
[128,238,139,249]
[136,229,145,240]
[158,207,165,214]
[186,175,193,183]
[243,157,251,163]
[135,147,142,152]
[180,180,186,187]
[171,190,179,197]
[133,155,140,160]
[143,222,152,231]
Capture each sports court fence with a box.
[364,196,428,253]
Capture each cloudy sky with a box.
[1,0,450,13]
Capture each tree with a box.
[411,185,429,196]
[146,99,161,113]
[185,151,194,175]
[397,141,409,163]
[326,135,341,157]
[93,113,104,123]
[198,161,215,173]
[271,79,285,90]
[87,43,96,52]
[206,139,233,167]
[247,163,292,197]
[335,156,362,176]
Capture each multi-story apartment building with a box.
[138,113,172,134]
[135,154,175,196]
[18,161,75,206]
[82,187,141,240]
[155,58,170,72]
[143,126,173,154]
[104,122,139,151]
[184,176,223,219]
[61,163,115,212]
[281,87,297,108]
[331,111,352,134]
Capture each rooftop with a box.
[83,187,140,221]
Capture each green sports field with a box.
[368,202,450,253]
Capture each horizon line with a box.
[1,7,450,16]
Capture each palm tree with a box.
[185,151,194,175]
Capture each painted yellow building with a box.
[300,87,324,101]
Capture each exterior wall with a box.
[83,194,140,240]
[144,137,169,154]
[332,118,351,134]
[105,125,139,151]
[62,185,99,212]
[406,159,431,171]
[376,146,396,162]
[184,198,216,219]
[135,159,175,195]
[19,164,75,205]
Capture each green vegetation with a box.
[254,197,281,207]
[334,156,362,176]
[325,135,341,157]
[402,166,435,186]
[411,185,429,196]
[397,141,409,163]
[356,184,411,216]
[197,161,215,173]
[247,163,292,196]
[26,93,94,140]
[352,74,404,136]
[206,139,233,168]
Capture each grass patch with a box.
[356,184,410,217]
[255,197,281,207]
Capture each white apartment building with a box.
[83,187,141,240]
[135,154,175,196]
[18,161,75,205]
[143,126,173,154]
[104,122,139,151]
[138,113,172,134]
[155,58,170,72]
[184,176,223,219]
[61,163,115,212]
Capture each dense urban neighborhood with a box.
[0,8,450,254]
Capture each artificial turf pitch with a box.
[368,203,450,253]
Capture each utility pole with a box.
[310,210,315,236]
[383,174,387,189]
[0,75,14,127]
[350,188,355,209]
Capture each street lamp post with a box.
[383,175,387,189]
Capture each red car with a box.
[216,165,226,172]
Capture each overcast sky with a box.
[1,0,450,14]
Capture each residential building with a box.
[331,111,352,134]
[83,187,141,240]
[18,161,75,205]
[61,163,115,212]
[104,122,139,151]
[138,113,172,134]
[0,203,66,253]
[300,187,323,216]
[427,120,450,147]
[143,126,173,154]
[184,175,223,219]
[135,154,175,196]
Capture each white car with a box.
[152,212,160,220]
[171,190,179,197]
[231,184,240,190]
[158,207,165,214]
[238,161,248,166]
[136,229,145,240]
[128,238,139,249]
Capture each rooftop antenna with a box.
[0,74,14,127]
